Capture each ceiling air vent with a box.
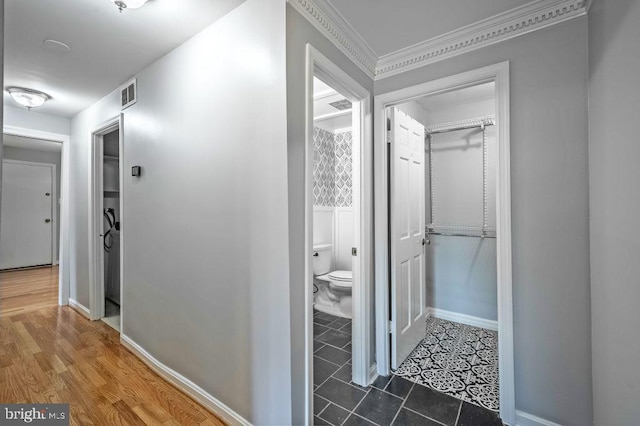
[121,79,137,110]
[329,99,352,110]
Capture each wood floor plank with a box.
[1,266,229,425]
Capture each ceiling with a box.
[3,134,63,152]
[327,0,534,56]
[4,0,246,118]
[313,77,352,133]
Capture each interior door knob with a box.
[45,218,51,223]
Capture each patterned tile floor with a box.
[395,318,499,412]
[313,310,503,426]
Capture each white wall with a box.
[376,18,592,425]
[421,97,497,321]
[68,1,291,423]
[589,1,640,424]
[4,105,70,135]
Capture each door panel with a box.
[390,108,426,369]
[0,162,54,269]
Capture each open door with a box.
[389,107,427,369]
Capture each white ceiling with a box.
[313,77,352,133]
[327,0,534,56]
[4,0,246,118]
[3,134,63,152]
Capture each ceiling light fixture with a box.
[110,0,148,12]
[6,87,51,110]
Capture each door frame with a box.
[304,44,373,424]
[373,62,515,424]
[1,159,57,267]
[2,125,71,306]
[88,116,123,326]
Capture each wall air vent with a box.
[121,79,137,110]
[329,99,352,110]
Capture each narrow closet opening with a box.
[388,82,500,413]
[102,129,121,331]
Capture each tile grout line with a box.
[387,381,414,426]
[454,400,463,426]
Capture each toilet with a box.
[312,244,353,318]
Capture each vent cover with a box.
[329,99,352,110]
[121,79,137,110]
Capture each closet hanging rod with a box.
[428,231,496,239]
[426,122,494,136]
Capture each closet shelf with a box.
[104,190,120,198]
[104,155,119,161]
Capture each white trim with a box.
[288,0,588,81]
[515,410,563,426]
[427,307,498,331]
[288,0,377,78]
[314,109,352,122]
[1,159,57,268]
[2,125,71,306]
[88,116,122,324]
[368,363,378,384]
[120,335,250,426]
[373,62,515,425]
[305,44,373,425]
[68,298,91,319]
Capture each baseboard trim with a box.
[515,410,563,426]
[427,307,498,331]
[120,335,250,426]
[68,298,90,319]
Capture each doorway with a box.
[1,126,71,307]
[89,117,123,332]
[374,63,515,424]
[304,45,373,424]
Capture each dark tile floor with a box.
[313,310,503,426]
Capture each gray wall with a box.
[287,5,375,424]
[4,105,70,135]
[3,146,62,261]
[376,18,592,425]
[588,1,640,424]
[69,1,292,423]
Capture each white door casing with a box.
[0,160,55,269]
[389,107,427,369]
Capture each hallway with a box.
[0,267,226,425]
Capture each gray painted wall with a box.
[68,1,292,423]
[4,105,70,135]
[287,5,375,424]
[3,146,62,261]
[589,1,640,424]
[376,18,592,425]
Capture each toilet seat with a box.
[328,270,352,288]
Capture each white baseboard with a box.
[120,335,250,426]
[427,307,498,331]
[515,410,563,426]
[68,298,90,319]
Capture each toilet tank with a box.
[312,244,332,276]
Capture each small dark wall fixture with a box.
[131,165,141,177]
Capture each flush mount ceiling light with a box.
[6,87,52,110]
[111,0,148,12]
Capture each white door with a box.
[389,107,427,369]
[0,161,54,269]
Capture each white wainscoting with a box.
[334,207,354,271]
[313,206,335,251]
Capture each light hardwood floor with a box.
[0,266,226,425]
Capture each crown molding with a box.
[375,0,588,79]
[288,0,377,78]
